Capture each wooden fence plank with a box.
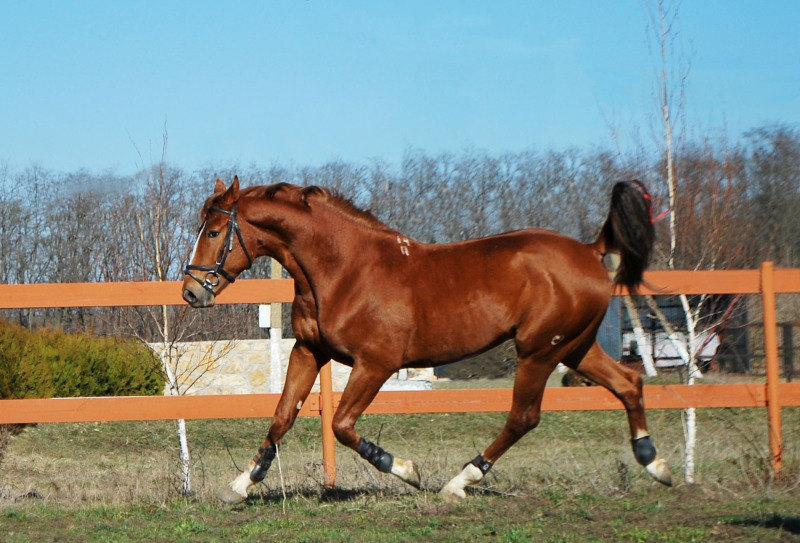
[0,268,793,309]
[0,279,294,308]
[3,383,798,424]
[774,268,800,293]
[363,383,800,413]
[0,393,316,423]
[629,270,762,295]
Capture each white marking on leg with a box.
[633,429,649,439]
[550,335,563,345]
[440,463,484,501]
[296,400,303,410]
[645,458,673,486]
[229,465,255,498]
[390,456,421,488]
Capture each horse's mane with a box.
[243,183,396,233]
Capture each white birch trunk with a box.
[176,417,192,496]
[652,0,697,485]
[622,295,658,377]
[680,293,700,484]
[152,201,193,497]
[158,328,193,495]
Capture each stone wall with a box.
[149,339,434,395]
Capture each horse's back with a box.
[421,229,609,294]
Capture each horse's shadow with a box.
[241,483,509,506]
[727,514,800,535]
[244,486,401,505]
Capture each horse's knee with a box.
[610,370,643,412]
[331,418,348,442]
[506,409,541,438]
[331,413,357,447]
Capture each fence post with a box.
[319,361,337,487]
[760,261,783,475]
[269,260,284,393]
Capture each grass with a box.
[1,487,799,542]
[1,404,799,541]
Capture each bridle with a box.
[183,203,253,294]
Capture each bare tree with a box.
[746,125,800,266]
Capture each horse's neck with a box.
[288,207,373,270]
[270,245,307,288]
[251,201,376,292]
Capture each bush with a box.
[0,320,164,399]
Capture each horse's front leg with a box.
[332,363,421,489]
[220,343,324,504]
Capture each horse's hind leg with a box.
[440,355,553,501]
[569,342,672,486]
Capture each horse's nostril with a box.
[183,289,197,304]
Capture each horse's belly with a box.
[405,297,516,365]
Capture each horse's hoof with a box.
[439,484,467,502]
[218,486,248,505]
[391,457,421,489]
[646,458,673,487]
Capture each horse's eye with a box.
[207,230,220,239]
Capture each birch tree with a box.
[644,0,753,483]
[646,0,703,483]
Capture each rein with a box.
[183,203,253,294]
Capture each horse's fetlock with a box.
[358,437,394,473]
[631,435,657,466]
[466,454,493,475]
[250,443,277,483]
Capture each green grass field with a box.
[1,402,798,541]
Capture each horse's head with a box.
[182,176,254,308]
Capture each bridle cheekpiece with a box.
[183,203,253,294]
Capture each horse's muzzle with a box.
[182,284,215,308]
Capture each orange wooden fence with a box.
[1,264,799,486]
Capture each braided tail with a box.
[598,180,656,289]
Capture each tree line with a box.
[0,123,797,341]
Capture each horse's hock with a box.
[148,339,435,395]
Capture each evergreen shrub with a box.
[0,320,164,399]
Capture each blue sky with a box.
[1,1,798,175]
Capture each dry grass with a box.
[1,405,799,542]
[1,404,797,507]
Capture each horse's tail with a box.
[596,180,655,289]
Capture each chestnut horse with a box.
[182,177,672,503]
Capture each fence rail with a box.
[2,383,799,425]
[1,264,799,486]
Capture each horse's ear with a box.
[214,179,226,194]
[230,176,240,201]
